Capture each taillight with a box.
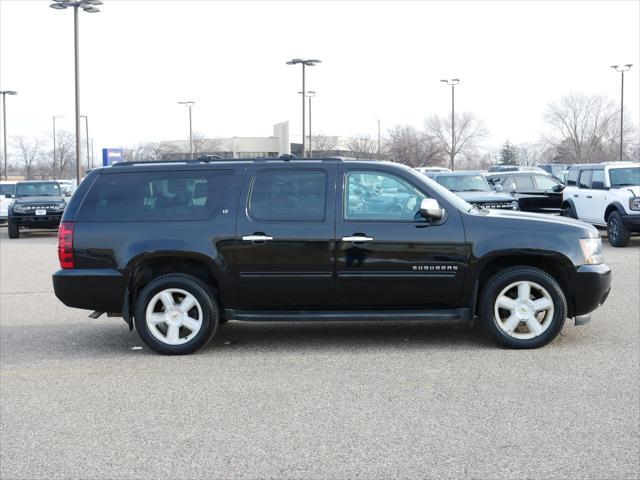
[58,222,74,269]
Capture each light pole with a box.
[375,118,381,161]
[610,64,633,162]
[287,58,321,158]
[52,115,63,179]
[80,115,90,170]
[178,101,195,160]
[1,90,17,181]
[440,78,460,171]
[299,91,316,156]
[50,0,102,185]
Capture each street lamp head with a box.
[50,3,68,9]
[286,59,304,65]
[625,64,633,68]
[83,0,104,5]
[440,79,448,83]
[451,78,460,84]
[83,6,100,12]
[178,101,195,107]
[611,65,619,69]
[304,59,321,66]
[308,90,316,96]
[4,91,18,95]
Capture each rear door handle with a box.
[342,236,374,242]
[242,235,274,242]
[573,194,579,198]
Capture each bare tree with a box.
[543,93,630,164]
[424,112,489,170]
[384,125,443,167]
[310,134,338,154]
[191,132,223,158]
[12,135,44,180]
[345,135,378,159]
[55,130,77,178]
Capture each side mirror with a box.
[64,190,73,197]
[494,184,503,192]
[552,184,565,193]
[419,198,444,220]
[591,181,605,190]
[4,193,12,199]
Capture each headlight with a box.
[13,204,27,212]
[57,203,66,209]
[579,238,604,265]
[510,200,519,210]
[630,197,640,211]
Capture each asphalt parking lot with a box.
[0,227,638,480]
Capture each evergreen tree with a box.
[499,140,518,165]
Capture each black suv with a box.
[52,158,611,354]
[8,181,68,238]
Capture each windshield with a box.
[16,182,62,197]
[609,167,639,187]
[0,184,15,195]
[435,174,491,192]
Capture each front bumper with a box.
[621,214,640,232]
[11,213,63,228]
[571,263,611,317]
[53,269,128,313]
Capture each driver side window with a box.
[344,170,427,221]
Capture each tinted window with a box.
[578,170,592,189]
[533,175,559,191]
[505,175,535,191]
[591,170,605,188]
[345,171,427,221]
[435,174,491,192]
[609,167,640,187]
[249,170,327,222]
[16,182,61,196]
[78,170,233,221]
[0,184,15,196]
[566,169,579,186]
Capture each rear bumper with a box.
[621,214,640,232]
[52,269,127,313]
[571,264,611,317]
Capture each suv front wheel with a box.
[607,211,631,247]
[480,267,567,348]
[134,274,219,355]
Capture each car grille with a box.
[476,202,514,209]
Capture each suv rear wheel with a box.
[134,274,219,355]
[607,211,630,247]
[480,267,567,348]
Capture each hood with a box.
[14,195,65,204]
[455,191,515,203]
[486,209,599,238]
[610,185,639,196]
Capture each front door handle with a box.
[573,194,579,198]
[342,236,374,243]
[586,195,593,199]
[242,235,274,242]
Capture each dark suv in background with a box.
[53,157,611,355]
[8,181,68,238]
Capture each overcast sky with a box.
[1,0,639,153]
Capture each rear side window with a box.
[578,170,592,189]
[77,170,234,221]
[506,175,535,190]
[566,169,579,186]
[591,170,605,188]
[248,170,327,222]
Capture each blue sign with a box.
[102,148,124,166]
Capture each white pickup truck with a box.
[561,162,640,247]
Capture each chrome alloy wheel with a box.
[145,288,203,345]
[493,280,555,340]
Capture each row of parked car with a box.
[0,179,75,238]
[414,162,639,247]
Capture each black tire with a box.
[561,203,576,219]
[607,211,630,247]
[479,266,567,349]
[134,274,219,355]
[7,220,19,239]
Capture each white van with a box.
[0,181,17,223]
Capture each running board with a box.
[225,308,472,322]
